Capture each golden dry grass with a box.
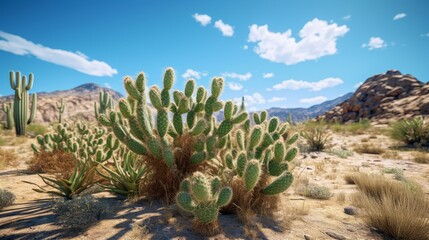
[28,150,78,178]
[353,143,385,155]
[351,173,429,240]
[0,148,19,170]
[413,152,429,164]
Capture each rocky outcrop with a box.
[320,70,429,123]
[0,83,122,124]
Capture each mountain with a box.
[0,83,122,124]
[319,70,429,123]
[265,92,353,122]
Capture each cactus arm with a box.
[26,73,34,90]
[27,93,37,124]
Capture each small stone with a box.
[326,231,347,240]
[304,235,312,240]
[344,206,357,215]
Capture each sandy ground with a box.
[1,129,428,240]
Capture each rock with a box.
[326,231,347,240]
[304,235,312,240]
[344,206,357,215]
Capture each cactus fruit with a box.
[176,172,232,224]
[2,102,13,130]
[9,71,37,136]
[56,98,65,123]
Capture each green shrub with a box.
[390,117,429,147]
[0,188,16,209]
[26,123,49,136]
[301,127,331,151]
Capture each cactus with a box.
[56,98,65,123]
[9,71,37,136]
[97,68,248,201]
[94,91,113,119]
[2,102,13,130]
[176,172,232,228]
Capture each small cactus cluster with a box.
[9,71,37,136]
[1,102,13,130]
[31,122,119,164]
[176,172,232,225]
[94,91,113,120]
[56,98,66,124]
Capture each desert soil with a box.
[1,128,428,240]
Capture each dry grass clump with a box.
[413,151,429,164]
[28,150,78,178]
[0,188,16,209]
[301,127,331,151]
[343,173,358,184]
[53,195,108,229]
[353,143,385,155]
[381,151,401,160]
[0,148,18,170]
[295,182,331,200]
[351,173,429,240]
[326,148,353,159]
[336,192,346,203]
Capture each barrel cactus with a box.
[97,68,248,200]
[2,102,13,130]
[176,172,232,235]
[9,71,37,136]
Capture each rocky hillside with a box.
[320,70,429,123]
[266,92,353,122]
[0,83,122,124]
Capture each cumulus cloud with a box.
[273,77,343,91]
[263,73,274,79]
[214,20,234,37]
[362,37,387,50]
[193,13,212,26]
[223,72,252,81]
[182,69,204,79]
[0,31,117,77]
[268,97,286,103]
[299,96,327,104]
[234,93,265,106]
[343,15,351,20]
[248,18,349,65]
[393,13,406,20]
[227,82,243,91]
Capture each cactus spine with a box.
[56,98,65,123]
[9,71,37,136]
[2,102,13,130]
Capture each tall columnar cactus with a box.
[97,68,248,200]
[176,172,232,231]
[56,98,65,123]
[94,91,113,119]
[2,102,13,130]
[9,71,37,136]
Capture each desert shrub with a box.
[295,182,331,200]
[28,150,77,178]
[326,148,353,159]
[413,151,429,164]
[330,119,371,135]
[390,116,429,147]
[301,127,331,151]
[353,143,385,154]
[0,188,16,209]
[381,150,401,160]
[0,148,18,170]
[351,173,429,240]
[53,195,107,229]
[26,123,49,136]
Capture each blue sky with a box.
[1,0,428,111]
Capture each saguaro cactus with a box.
[56,98,65,123]
[2,102,13,130]
[9,71,37,136]
[94,91,113,119]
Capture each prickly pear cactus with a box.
[176,172,232,224]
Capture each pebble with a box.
[326,231,347,240]
[344,206,357,215]
[304,235,312,240]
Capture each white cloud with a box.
[343,15,351,20]
[243,45,248,50]
[104,83,111,89]
[223,72,252,81]
[299,96,327,104]
[234,93,265,106]
[362,37,387,50]
[354,82,363,88]
[248,18,349,65]
[182,69,203,79]
[214,20,234,37]
[393,13,406,20]
[0,31,117,77]
[268,97,287,103]
[193,13,211,26]
[227,82,243,91]
[273,77,343,91]
[263,73,274,79]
